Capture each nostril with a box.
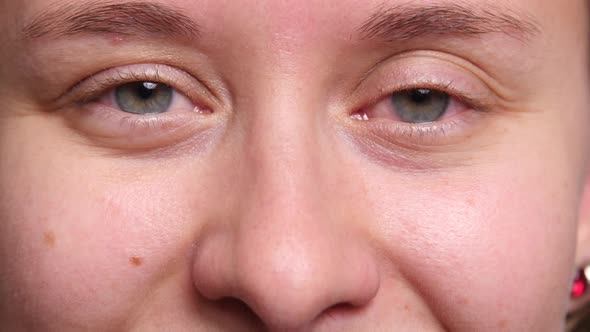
[191,214,381,330]
[199,297,268,330]
[214,297,260,321]
[216,297,253,313]
[320,302,363,321]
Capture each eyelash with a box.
[68,64,198,103]
[50,64,225,153]
[62,64,215,132]
[62,62,489,150]
[350,81,491,145]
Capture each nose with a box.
[191,96,380,330]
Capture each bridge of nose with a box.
[190,84,381,330]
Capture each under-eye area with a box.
[54,64,221,151]
[342,52,499,160]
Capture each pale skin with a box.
[0,0,589,331]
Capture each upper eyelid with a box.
[347,52,499,114]
[384,81,494,112]
[57,63,218,108]
[360,81,493,117]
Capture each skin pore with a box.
[0,0,589,331]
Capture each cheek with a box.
[0,141,198,328]
[364,160,578,330]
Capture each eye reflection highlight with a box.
[115,81,174,115]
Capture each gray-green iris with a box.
[115,82,173,115]
[391,89,449,123]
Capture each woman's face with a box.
[0,0,588,331]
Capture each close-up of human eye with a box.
[57,64,219,150]
[105,81,179,115]
[354,87,471,124]
[70,64,210,115]
[345,66,496,152]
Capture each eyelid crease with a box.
[354,50,518,109]
[353,77,495,128]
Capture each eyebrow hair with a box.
[358,2,541,42]
[21,1,201,40]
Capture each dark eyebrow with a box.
[358,2,541,42]
[21,1,201,40]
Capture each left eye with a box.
[115,81,174,115]
[356,88,469,124]
[391,89,449,123]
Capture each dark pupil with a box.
[391,88,449,123]
[115,82,173,115]
[409,89,432,104]
[137,83,157,100]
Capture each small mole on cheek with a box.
[129,256,143,267]
[43,231,56,248]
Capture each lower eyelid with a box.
[347,103,487,149]
[78,102,184,133]
[64,101,214,152]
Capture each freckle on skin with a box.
[129,256,143,267]
[43,231,56,248]
[457,296,469,305]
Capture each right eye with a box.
[114,81,174,115]
[59,64,220,150]
[96,80,196,116]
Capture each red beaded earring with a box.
[572,265,590,298]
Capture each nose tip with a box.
[190,95,380,329]
[236,240,380,330]
[192,224,381,331]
